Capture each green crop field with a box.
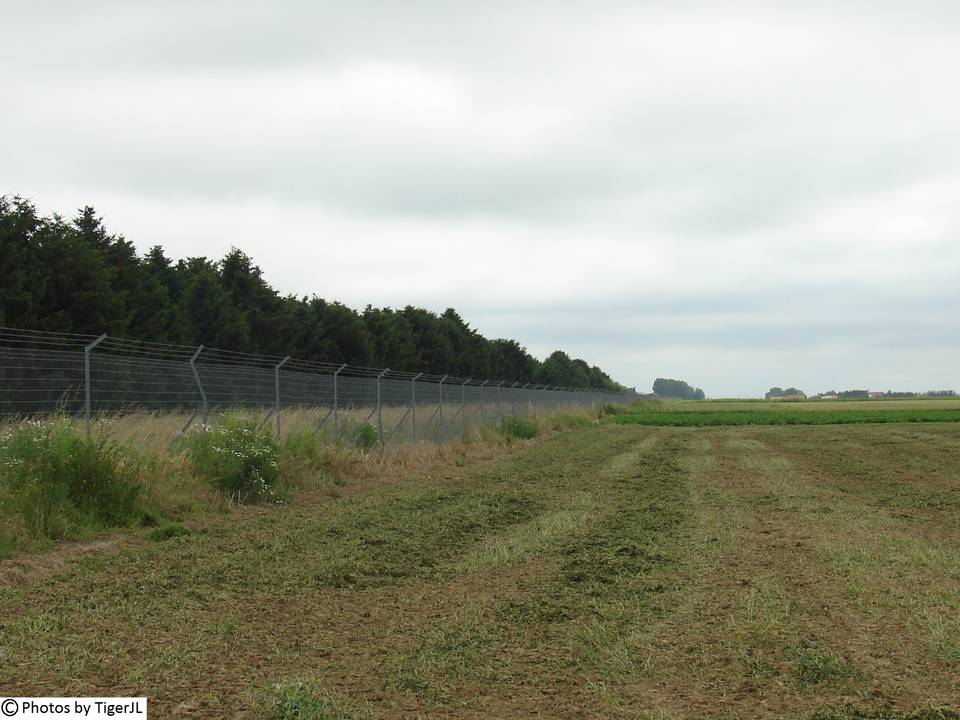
[614,398,960,427]
[2,410,959,719]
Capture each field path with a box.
[2,424,959,719]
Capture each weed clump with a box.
[185,416,280,504]
[270,678,356,720]
[0,419,142,547]
[794,641,858,684]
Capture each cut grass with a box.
[2,422,959,718]
[808,707,960,720]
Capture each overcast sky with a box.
[3,1,959,396]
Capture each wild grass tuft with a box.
[549,410,594,431]
[270,678,361,720]
[794,641,858,684]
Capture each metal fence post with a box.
[480,380,489,424]
[179,344,207,435]
[511,381,519,417]
[411,372,423,442]
[461,378,470,435]
[376,368,389,445]
[83,333,107,436]
[333,363,346,441]
[274,356,290,437]
[438,375,448,441]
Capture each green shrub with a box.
[186,416,280,504]
[354,423,380,450]
[502,417,538,440]
[0,419,142,542]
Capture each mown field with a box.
[1,410,959,718]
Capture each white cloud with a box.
[2,1,959,395]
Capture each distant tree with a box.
[838,390,869,399]
[178,257,250,350]
[767,386,806,399]
[219,248,283,354]
[0,196,43,328]
[653,378,702,400]
[489,339,538,383]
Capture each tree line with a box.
[0,196,623,389]
[653,378,705,400]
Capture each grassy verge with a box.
[0,405,607,559]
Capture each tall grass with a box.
[0,419,143,554]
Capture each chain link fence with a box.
[0,327,636,446]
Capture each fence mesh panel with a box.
[0,327,636,446]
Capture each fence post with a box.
[376,368,389,445]
[411,372,423,442]
[461,378,470,435]
[511,381,519,417]
[274,356,290,437]
[333,363,346,441]
[437,375,448,441]
[480,380,489,424]
[178,344,208,435]
[83,333,107,436]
